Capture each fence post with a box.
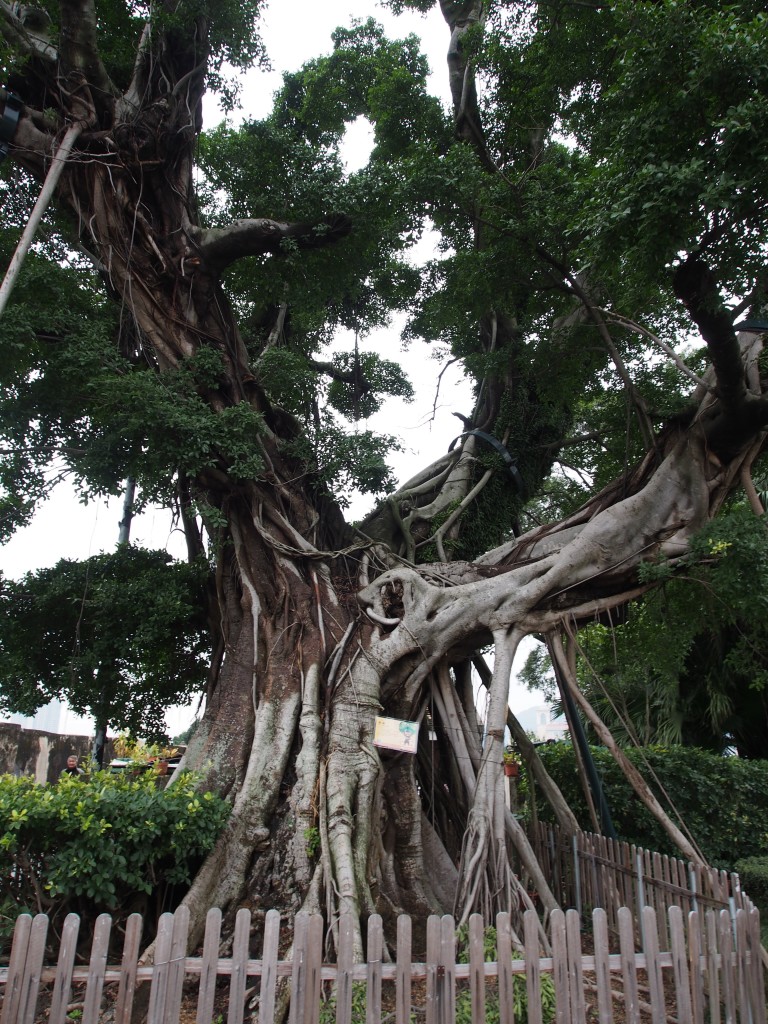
[49,913,81,1024]
[468,914,486,1024]
[496,912,514,1024]
[572,834,582,921]
[366,915,383,1024]
[635,851,646,942]
[437,915,455,1024]
[395,914,412,1024]
[196,907,222,1024]
[227,908,250,1024]
[82,914,111,1024]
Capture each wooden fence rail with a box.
[1,903,765,1024]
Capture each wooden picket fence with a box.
[1,901,765,1024]
[528,823,750,940]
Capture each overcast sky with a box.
[0,0,546,730]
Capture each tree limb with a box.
[190,214,352,273]
[0,2,56,62]
[673,257,746,411]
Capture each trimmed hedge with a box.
[534,744,768,871]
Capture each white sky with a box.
[0,0,546,735]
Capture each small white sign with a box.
[374,716,420,753]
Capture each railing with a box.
[528,823,748,939]
[1,902,765,1024]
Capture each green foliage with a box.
[733,857,768,912]
[318,982,368,1024]
[0,247,266,526]
[536,743,768,870]
[455,925,556,1024]
[304,826,320,858]
[0,770,229,940]
[575,505,768,754]
[0,547,210,740]
[287,420,401,506]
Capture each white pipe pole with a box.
[0,121,83,318]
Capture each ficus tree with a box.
[1,0,768,957]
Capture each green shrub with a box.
[734,857,768,911]
[535,744,768,871]
[0,769,229,945]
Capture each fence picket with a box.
[365,915,383,1024]
[565,909,585,1024]
[113,912,142,1024]
[591,909,613,1024]
[717,909,737,1024]
[304,913,323,1024]
[289,912,310,1024]
[395,914,412,1024]
[1,915,32,1024]
[162,904,189,1024]
[549,909,568,1024]
[650,854,667,950]
[687,910,704,1024]
[49,913,81,1024]
[196,907,222,1024]
[733,910,750,1024]
[468,913,485,1024]
[706,910,722,1024]
[81,914,111,1024]
[227,907,250,1024]
[668,906,693,1024]
[496,912,514,1024]
[425,915,440,1024]
[523,910,541,1024]
[438,915,455,1024]
[17,912,48,1024]
[748,908,766,1024]
[334,915,354,1024]
[259,909,281,1024]
[617,907,639,1024]
[147,913,175,1024]
[640,906,664,1024]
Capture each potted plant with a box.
[503,747,520,778]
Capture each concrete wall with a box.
[0,722,113,784]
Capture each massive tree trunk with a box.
[3,0,768,961]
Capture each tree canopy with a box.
[1,0,768,951]
[0,547,209,739]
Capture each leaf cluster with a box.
[575,505,768,753]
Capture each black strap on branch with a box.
[449,428,525,496]
[0,92,22,162]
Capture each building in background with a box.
[3,699,93,736]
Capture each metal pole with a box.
[0,121,83,318]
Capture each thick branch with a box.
[59,0,116,101]
[0,2,56,62]
[191,214,352,273]
[673,257,745,411]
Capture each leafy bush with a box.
[734,857,768,911]
[534,743,768,871]
[0,769,229,945]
